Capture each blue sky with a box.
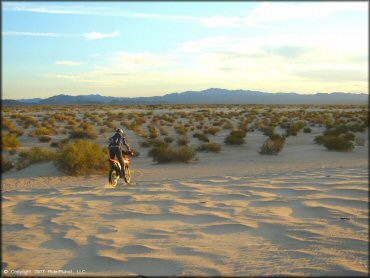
[2,1,368,99]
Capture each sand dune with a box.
[2,165,368,276]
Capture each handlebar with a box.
[122,150,135,156]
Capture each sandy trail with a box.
[2,164,368,276]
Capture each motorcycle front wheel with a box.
[124,166,131,184]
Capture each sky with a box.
[2,1,368,99]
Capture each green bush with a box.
[259,134,286,155]
[69,125,97,139]
[38,135,52,142]
[204,127,220,135]
[284,122,304,137]
[193,132,210,142]
[314,135,325,145]
[224,129,246,145]
[150,145,196,163]
[260,126,275,137]
[50,141,60,148]
[148,140,169,156]
[175,125,188,135]
[177,136,189,146]
[140,140,152,148]
[197,142,222,153]
[164,136,174,143]
[303,127,312,133]
[141,138,168,148]
[56,139,106,175]
[148,127,159,139]
[99,127,109,134]
[29,127,55,137]
[314,126,355,152]
[16,147,57,170]
[2,158,14,173]
[2,133,21,149]
[322,136,354,152]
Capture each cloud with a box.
[2,31,73,37]
[3,30,120,41]
[55,60,82,66]
[5,2,366,29]
[84,30,120,40]
[200,16,244,28]
[244,2,366,26]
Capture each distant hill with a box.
[3,89,368,105]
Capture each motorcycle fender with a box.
[113,162,121,172]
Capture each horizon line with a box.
[6,88,369,100]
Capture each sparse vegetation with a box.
[16,147,57,170]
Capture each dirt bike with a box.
[108,150,132,187]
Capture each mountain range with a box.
[2,88,368,105]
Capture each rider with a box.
[108,128,132,178]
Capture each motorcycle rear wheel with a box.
[109,169,119,187]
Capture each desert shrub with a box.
[29,127,54,137]
[16,147,57,170]
[50,141,60,148]
[260,126,275,137]
[197,142,222,153]
[303,127,312,133]
[259,134,286,155]
[348,124,365,133]
[342,132,355,141]
[175,125,188,135]
[148,126,159,139]
[2,158,14,173]
[99,127,109,134]
[193,132,210,142]
[314,125,356,151]
[323,125,349,137]
[177,136,189,146]
[164,136,174,143]
[224,129,246,145]
[2,117,16,131]
[38,135,52,143]
[140,140,152,148]
[69,125,97,139]
[12,129,24,137]
[160,128,169,136]
[314,135,325,145]
[284,122,304,137]
[355,136,366,146]
[56,139,106,175]
[322,136,354,152]
[150,145,196,163]
[204,127,220,135]
[223,122,233,129]
[2,133,21,149]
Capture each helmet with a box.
[116,128,124,136]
